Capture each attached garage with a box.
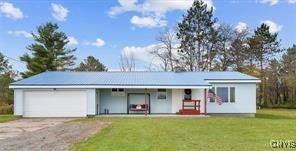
[23,90,87,117]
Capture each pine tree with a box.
[230,27,250,72]
[0,52,11,74]
[248,23,281,105]
[176,0,218,71]
[281,45,296,103]
[214,24,235,71]
[20,22,76,78]
[75,56,107,71]
[0,52,15,104]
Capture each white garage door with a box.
[23,90,87,117]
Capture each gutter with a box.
[205,80,261,83]
[9,85,212,89]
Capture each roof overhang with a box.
[9,85,212,89]
[205,80,261,83]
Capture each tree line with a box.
[0,0,295,107]
[0,53,16,105]
[150,1,295,107]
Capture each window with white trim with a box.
[230,87,235,103]
[210,86,236,103]
[217,87,228,103]
[111,88,125,96]
[157,89,167,100]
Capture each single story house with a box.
[9,71,260,117]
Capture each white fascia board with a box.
[206,80,261,83]
[9,85,211,89]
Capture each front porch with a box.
[95,88,208,116]
[176,99,201,115]
[98,114,209,117]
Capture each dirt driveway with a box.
[0,118,105,151]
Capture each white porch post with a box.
[96,89,100,115]
[86,89,96,116]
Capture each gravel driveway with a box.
[0,118,105,151]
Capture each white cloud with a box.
[288,0,296,4]
[235,22,248,33]
[130,16,167,28]
[258,0,279,6]
[7,30,32,38]
[109,0,214,28]
[109,0,214,16]
[108,0,139,16]
[93,38,105,47]
[67,36,78,45]
[122,44,158,64]
[84,38,105,47]
[148,0,215,12]
[0,2,24,19]
[121,43,179,66]
[202,0,215,11]
[51,3,69,21]
[261,20,282,33]
[212,23,220,30]
[140,0,194,16]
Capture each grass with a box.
[72,109,296,151]
[0,114,17,123]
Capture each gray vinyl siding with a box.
[99,89,172,114]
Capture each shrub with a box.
[0,103,13,114]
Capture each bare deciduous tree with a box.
[150,28,177,71]
[119,51,136,72]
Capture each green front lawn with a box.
[73,109,296,151]
[0,114,17,123]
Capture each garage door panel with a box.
[23,90,87,117]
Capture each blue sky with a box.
[0,0,296,72]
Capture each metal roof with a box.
[10,71,259,88]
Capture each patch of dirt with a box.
[0,120,106,151]
[0,118,75,140]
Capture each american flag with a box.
[207,89,223,105]
[215,96,223,105]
